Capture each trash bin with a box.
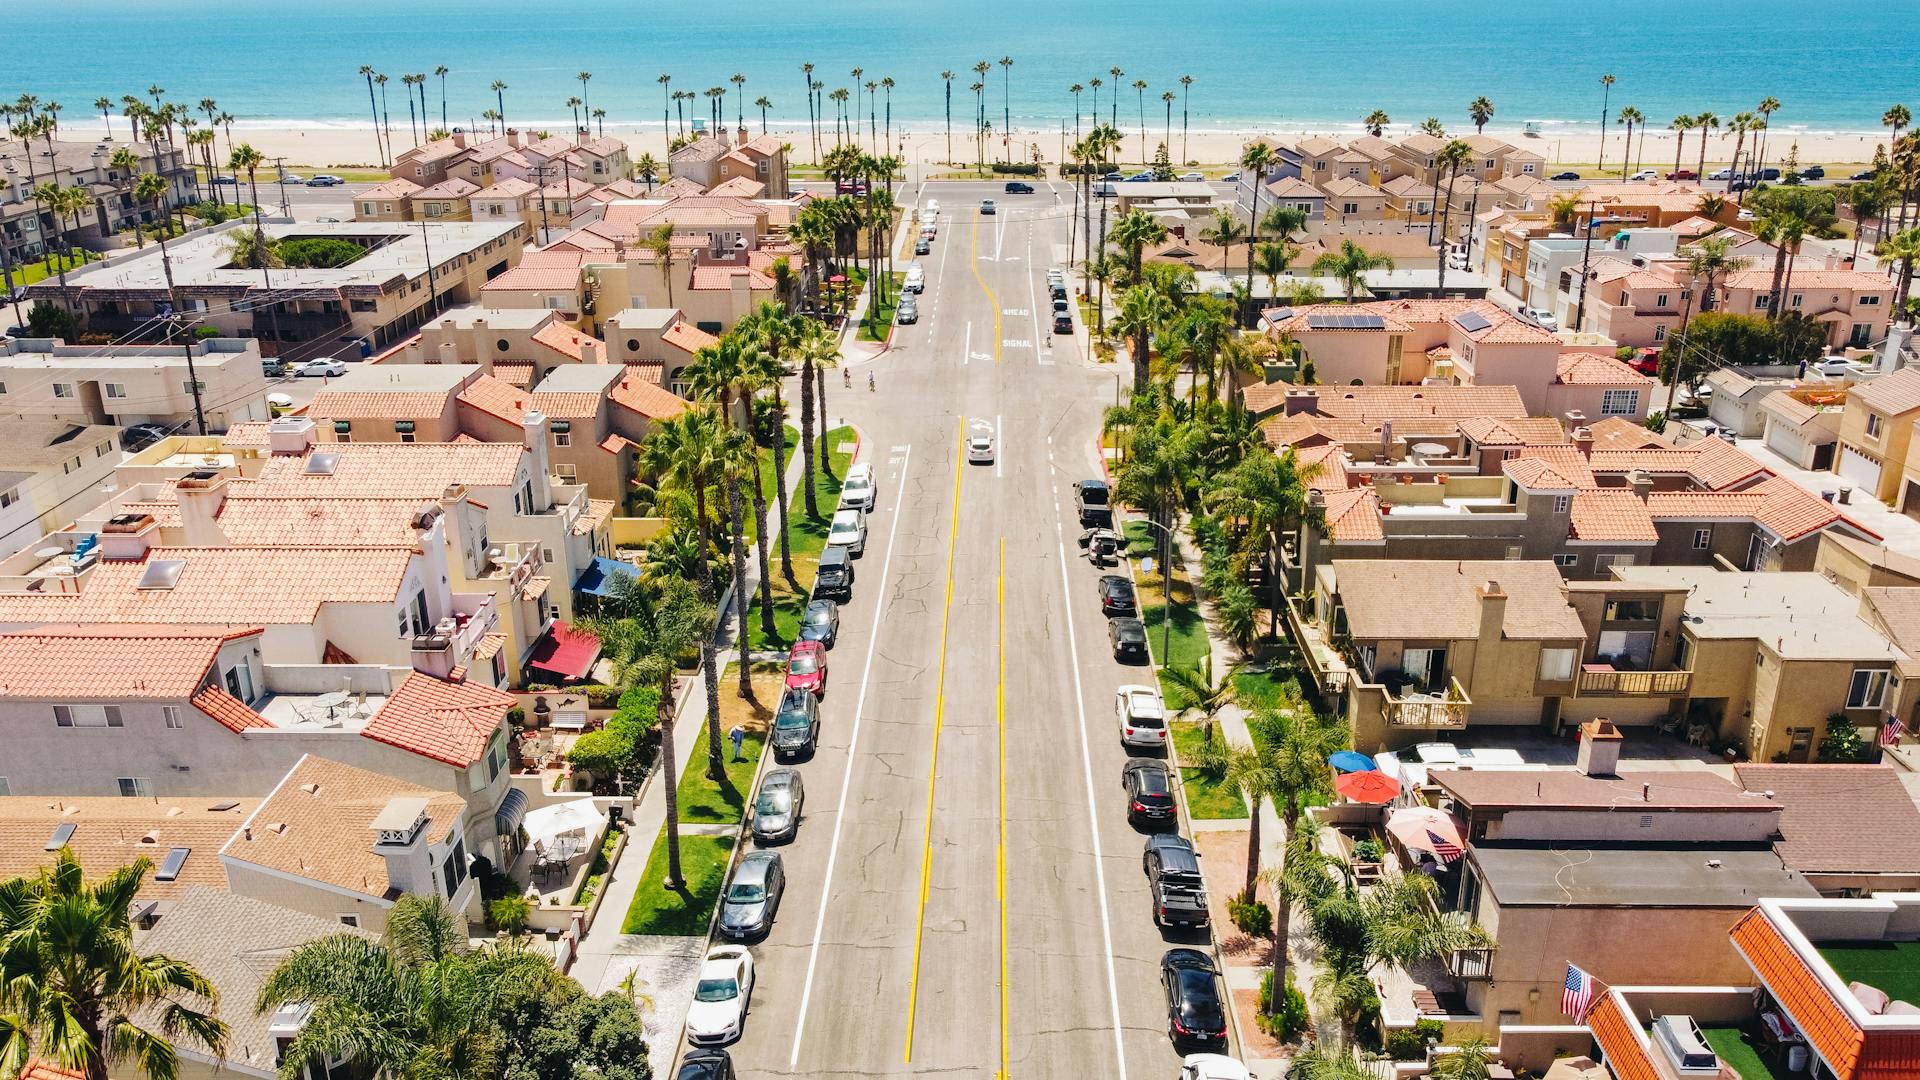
[1787,1044,1809,1072]
[1838,487,1853,505]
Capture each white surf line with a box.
[788,443,914,1069]
[1049,466,1131,1080]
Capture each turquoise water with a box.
[8,0,1917,131]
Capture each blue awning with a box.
[575,556,638,598]
[495,787,529,837]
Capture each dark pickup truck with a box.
[1145,834,1209,929]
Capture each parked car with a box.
[1708,168,1734,181]
[770,688,821,760]
[1098,573,1137,616]
[895,299,918,324]
[1161,949,1228,1048]
[1109,618,1149,662]
[839,462,876,511]
[1220,172,1239,182]
[1630,348,1661,376]
[1522,307,1559,331]
[686,945,755,1045]
[211,175,238,185]
[1179,1055,1251,1080]
[1796,165,1826,180]
[1145,833,1210,929]
[979,199,996,215]
[828,508,867,555]
[306,174,344,186]
[752,769,805,844]
[1549,171,1581,181]
[914,237,931,255]
[1629,169,1660,181]
[718,851,785,941]
[967,433,995,464]
[1115,684,1168,749]
[1100,171,1123,182]
[1124,758,1178,827]
[814,544,854,601]
[119,422,174,452]
[1054,313,1074,334]
[1124,172,1153,182]
[785,640,829,696]
[1666,168,1698,180]
[904,264,926,293]
[1853,169,1880,181]
[798,598,840,648]
[835,178,869,195]
[1003,181,1035,194]
[1177,171,1205,182]
[295,358,346,377]
[266,391,294,415]
[278,173,305,184]
[677,1048,737,1080]
[1075,479,1112,526]
[1050,283,1068,301]
[1812,356,1866,377]
[1757,167,1782,181]
[1052,296,1070,314]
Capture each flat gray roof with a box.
[329,363,481,392]
[1471,843,1817,907]
[426,305,554,330]
[533,364,622,392]
[1615,566,1904,661]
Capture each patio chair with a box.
[1850,981,1890,1014]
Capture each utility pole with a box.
[532,163,555,245]
[419,219,439,321]
[0,237,20,330]
[156,242,206,435]
[1664,286,1699,417]
[1573,201,1598,332]
[1095,191,1110,343]
[273,157,290,218]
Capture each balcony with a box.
[1386,677,1472,729]
[1576,666,1692,697]
[1447,947,1494,981]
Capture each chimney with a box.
[581,338,602,364]
[1475,580,1508,644]
[96,513,158,560]
[736,125,749,147]
[1628,467,1653,502]
[437,340,459,365]
[451,132,467,149]
[368,796,436,897]
[267,416,316,455]
[1577,718,1625,777]
[1284,388,1320,416]
[1572,425,1595,458]
[174,470,230,546]
[1563,409,1587,432]
[411,632,457,679]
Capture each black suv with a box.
[1109,617,1149,663]
[814,545,855,601]
[1004,181,1035,194]
[771,688,821,760]
[1075,479,1112,526]
[677,1048,736,1080]
[1122,758,1177,827]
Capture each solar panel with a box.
[1455,311,1493,333]
[1307,312,1386,330]
[304,452,340,475]
[45,823,75,851]
[136,559,186,591]
[154,846,191,883]
[1350,314,1385,329]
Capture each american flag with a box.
[1562,963,1594,1018]
[1885,715,1906,747]
[1427,829,1464,863]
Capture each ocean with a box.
[8,0,1919,134]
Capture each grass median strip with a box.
[745,426,853,652]
[620,831,736,935]
[1171,721,1248,820]
[676,665,780,824]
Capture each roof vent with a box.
[136,559,186,591]
[304,452,340,475]
[1651,1015,1721,1078]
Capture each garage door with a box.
[1766,425,1808,466]
[1840,446,1883,492]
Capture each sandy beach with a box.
[53,120,1892,177]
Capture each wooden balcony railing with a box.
[1448,947,1494,980]
[1576,668,1692,697]
[1387,677,1472,728]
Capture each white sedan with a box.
[685,945,755,1046]
[1181,1054,1252,1080]
[827,508,866,555]
[1115,684,1168,748]
[294,358,346,377]
[967,433,994,464]
[1812,357,1867,378]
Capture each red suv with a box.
[785,640,828,697]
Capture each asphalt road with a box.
[700,180,1221,1077]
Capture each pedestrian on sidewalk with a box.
[728,724,746,762]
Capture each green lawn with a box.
[1171,721,1247,820]
[620,831,736,935]
[857,272,907,342]
[744,426,853,652]
[676,728,765,824]
[14,251,98,286]
[1144,600,1210,671]
[1702,1026,1802,1080]
[1818,940,1920,1003]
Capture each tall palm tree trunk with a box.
[1270,802,1301,990]
[799,359,818,516]
[772,385,797,585]
[658,683,683,885]
[817,365,834,482]
[728,478,753,698]
[1242,793,1264,903]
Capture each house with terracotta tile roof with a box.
[467,177,540,232]
[0,789,257,902]
[1837,367,1920,507]
[355,178,423,221]
[1721,269,1894,348]
[1758,386,1845,469]
[667,127,788,198]
[1318,176,1388,223]
[1546,351,1654,423]
[602,307,718,389]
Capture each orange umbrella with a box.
[1334,770,1401,804]
[1388,806,1467,860]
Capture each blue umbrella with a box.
[1328,751,1377,773]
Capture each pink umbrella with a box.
[1334,771,1402,805]
[1388,806,1467,862]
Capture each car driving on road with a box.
[1161,949,1228,1049]
[1003,181,1034,193]
[827,508,867,555]
[1123,758,1178,827]
[686,945,755,1045]
[1109,617,1149,662]
[1550,170,1581,181]
[1115,684,1168,748]
[718,851,785,941]
[295,358,346,377]
[1098,574,1137,616]
[967,433,994,464]
[798,598,840,648]
[752,768,805,844]
[770,688,821,760]
[979,199,996,215]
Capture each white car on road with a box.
[1181,1054,1253,1080]
[1811,356,1867,378]
[839,462,876,512]
[904,263,926,293]
[828,508,867,555]
[294,358,346,377]
[967,433,995,464]
[923,198,940,216]
[685,944,755,1046]
[1115,684,1168,748]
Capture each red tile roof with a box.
[0,625,258,698]
[191,684,274,732]
[1644,476,1879,542]
[661,321,718,355]
[1588,416,1670,450]
[1555,351,1650,386]
[252,443,526,496]
[454,374,536,424]
[493,360,536,386]
[1569,490,1659,542]
[1851,367,1920,417]
[1320,487,1384,542]
[610,372,689,421]
[0,548,415,625]
[1726,908,1920,1079]
[307,389,456,419]
[1457,416,1570,446]
[360,671,516,767]
[1504,455,1587,490]
[1587,440,1772,491]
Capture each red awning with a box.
[527,621,601,681]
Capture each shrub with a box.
[25,301,79,340]
[566,683,621,708]
[1615,345,1638,361]
[1353,838,1385,863]
[278,237,367,269]
[566,728,632,783]
[1818,714,1867,762]
[488,894,532,932]
[470,855,519,904]
[1257,970,1310,1041]
[1385,1018,1447,1060]
[506,706,525,726]
[1228,896,1273,937]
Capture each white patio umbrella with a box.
[522,798,602,849]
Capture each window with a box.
[224,662,255,704]
[1604,598,1659,621]
[1868,413,1884,438]
[162,706,183,729]
[338,914,360,927]
[0,488,15,509]
[1539,648,1576,681]
[1654,293,1669,309]
[554,463,577,482]
[1693,528,1712,549]
[183,380,204,395]
[0,778,8,796]
[1848,668,1891,710]
[1791,294,1804,308]
[1601,389,1639,416]
[53,383,73,398]
[104,383,127,399]
[118,777,152,797]
[1342,202,1359,215]
[441,838,467,898]
[1553,494,1571,514]
[55,704,124,728]
[1554,553,1578,567]
[95,442,109,457]
[351,299,377,312]
[0,381,6,394]
[1618,291,1630,305]
[1595,553,1636,570]
[1653,325,1667,343]
[1522,162,1536,174]
[553,430,571,447]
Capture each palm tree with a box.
[491,79,508,129]
[566,97,582,140]
[1597,73,1616,172]
[1694,111,1720,176]
[725,73,743,129]
[1467,95,1494,133]
[1726,111,1758,185]
[1430,1036,1497,1080]
[795,321,839,517]
[134,172,168,262]
[1756,209,1809,318]
[1311,239,1393,303]
[1198,207,1246,253]
[1088,77,1103,134]
[879,77,894,146]
[740,304,802,586]
[1179,75,1194,163]
[1878,227,1920,320]
[359,65,385,164]
[1286,1044,1378,1080]
[1419,116,1445,138]
[434,65,449,130]
[1240,141,1276,289]
[108,146,141,242]
[1753,96,1782,182]
[941,71,955,162]
[1698,193,1728,220]
[998,57,1014,150]
[1109,208,1167,287]
[402,74,422,145]
[1212,445,1316,635]
[1113,284,1174,391]
[798,64,815,161]
[1434,139,1473,290]
[1884,106,1911,190]
[31,183,88,288]
[642,222,677,306]
[1363,109,1390,137]
[1108,66,1124,127]
[1617,106,1644,177]
[375,74,393,162]
[1161,657,1237,744]
[684,334,779,666]
[256,893,556,1080]
[1671,114,1694,177]
[754,96,772,134]
[1251,241,1295,307]
[94,96,113,137]
[0,849,228,1080]
[1131,79,1149,162]
[639,407,733,782]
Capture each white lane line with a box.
[963,321,972,366]
[996,412,1003,480]
[1050,480,1131,1080]
[788,443,914,1069]
[1026,226,1044,361]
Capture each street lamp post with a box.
[1132,515,1176,668]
